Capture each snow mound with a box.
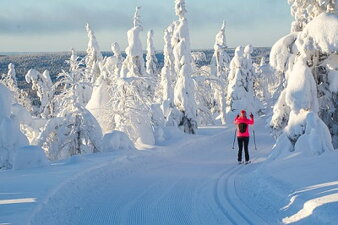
[13,145,49,170]
[297,13,338,54]
[102,131,135,152]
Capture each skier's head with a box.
[240,110,246,117]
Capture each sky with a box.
[0,0,293,52]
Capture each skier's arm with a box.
[248,113,254,125]
[234,115,240,124]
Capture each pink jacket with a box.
[234,116,254,137]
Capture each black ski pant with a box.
[237,137,249,162]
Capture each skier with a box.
[234,110,254,164]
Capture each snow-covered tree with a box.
[38,102,102,161]
[253,57,276,105]
[85,23,103,83]
[159,28,175,120]
[146,29,158,77]
[170,0,198,134]
[226,46,261,114]
[102,42,124,79]
[210,21,230,79]
[0,84,29,169]
[289,0,337,32]
[210,21,230,124]
[269,7,337,156]
[120,6,146,78]
[1,63,32,112]
[112,42,124,76]
[109,77,155,145]
[25,69,54,117]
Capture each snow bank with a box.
[13,146,49,170]
[102,131,135,152]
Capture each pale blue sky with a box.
[0,0,293,52]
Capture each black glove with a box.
[236,114,239,119]
[250,113,254,118]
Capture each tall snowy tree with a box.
[1,63,32,112]
[170,0,198,134]
[39,52,103,160]
[210,21,230,124]
[146,29,158,77]
[226,46,261,115]
[85,23,103,83]
[0,84,29,169]
[111,42,124,76]
[120,6,146,78]
[159,28,175,120]
[25,69,54,118]
[269,4,337,156]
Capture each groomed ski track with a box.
[30,121,273,225]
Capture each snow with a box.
[285,58,318,113]
[297,13,338,55]
[1,117,338,225]
[102,131,135,152]
[13,145,49,170]
[269,32,298,73]
[1,1,337,224]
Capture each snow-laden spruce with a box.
[288,0,337,32]
[103,42,124,77]
[146,29,158,77]
[1,63,32,112]
[38,103,102,161]
[120,6,146,78]
[25,69,54,118]
[0,84,29,169]
[159,27,175,122]
[226,45,261,115]
[85,23,103,84]
[168,0,198,134]
[88,7,156,145]
[210,21,230,124]
[269,9,337,156]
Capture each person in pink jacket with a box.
[234,110,254,164]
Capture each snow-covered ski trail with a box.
[30,122,273,225]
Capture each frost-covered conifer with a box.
[288,0,336,32]
[0,84,29,169]
[146,30,158,77]
[170,0,198,134]
[120,7,146,78]
[112,42,123,76]
[210,21,230,124]
[38,102,102,161]
[226,46,261,114]
[85,23,103,83]
[110,77,155,145]
[210,21,230,80]
[159,28,175,120]
[1,64,32,112]
[269,6,337,156]
[25,69,54,117]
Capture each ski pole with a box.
[252,126,257,151]
[232,128,237,150]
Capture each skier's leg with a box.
[237,137,243,162]
[244,137,250,162]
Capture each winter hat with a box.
[241,110,246,114]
